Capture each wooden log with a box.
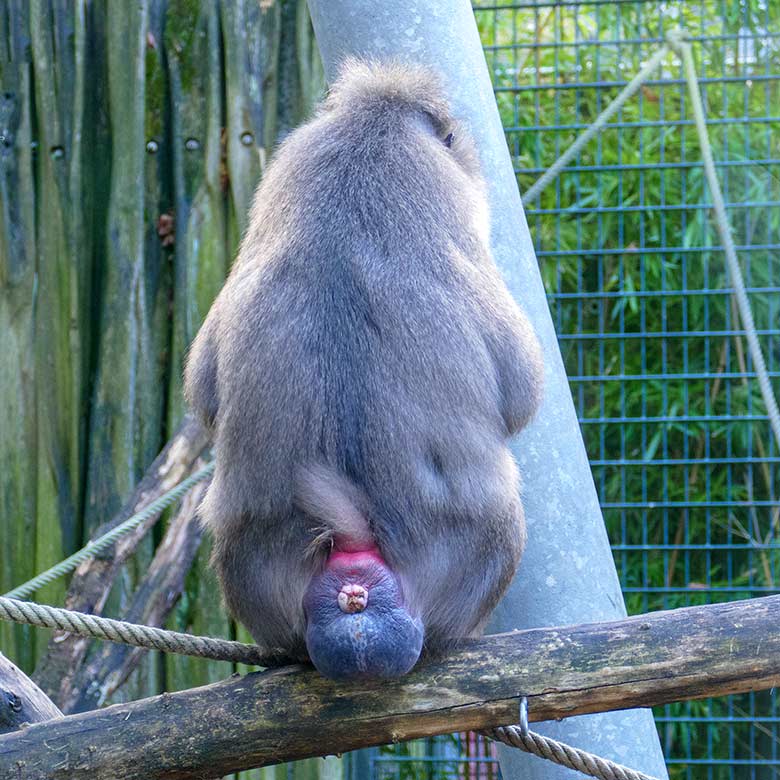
[3,595,780,780]
[0,653,62,735]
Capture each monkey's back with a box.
[186,67,546,652]
[203,111,527,641]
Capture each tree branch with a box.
[0,653,62,735]
[4,595,779,780]
[33,415,210,706]
[63,470,209,713]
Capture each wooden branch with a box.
[62,473,209,713]
[0,653,62,735]
[33,415,210,706]
[4,595,779,780]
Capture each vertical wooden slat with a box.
[85,0,167,703]
[84,0,151,532]
[276,0,302,138]
[259,0,323,149]
[275,0,324,139]
[116,0,174,705]
[0,0,38,670]
[220,0,266,244]
[163,0,232,700]
[28,0,88,619]
[295,0,325,116]
[140,0,171,481]
[166,0,228,427]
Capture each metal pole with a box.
[305,2,669,778]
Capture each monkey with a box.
[184,59,544,680]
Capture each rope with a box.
[0,596,283,667]
[4,461,216,601]
[522,43,671,204]
[667,30,780,451]
[485,724,661,780]
[523,28,780,454]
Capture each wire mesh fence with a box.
[370,0,780,777]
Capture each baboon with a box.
[184,59,544,680]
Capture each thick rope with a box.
[667,30,780,451]
[522,43,671,204]
[0,596,284,667]
[485,724,661,780]
[522,28,780,455]
[4,462,216,600]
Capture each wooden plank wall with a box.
[0,1,338,777]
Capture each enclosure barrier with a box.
[1,9,777,780]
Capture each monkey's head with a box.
[320,58,484,183]
[303,548,424,680]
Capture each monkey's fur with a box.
[185,59,543,678]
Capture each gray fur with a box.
[184,58,544,657]
[294,463,374,554]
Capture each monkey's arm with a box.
[487,305,544,437]
[184,310,220,431]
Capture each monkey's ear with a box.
[444,132,454,149]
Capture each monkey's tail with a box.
[294,464,375,556]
